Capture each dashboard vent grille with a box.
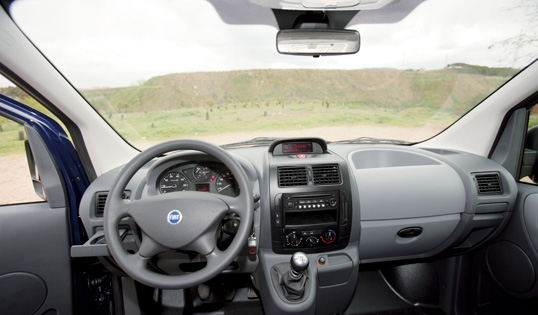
[474,173,502,195]
[312,164,341,185]
[278,166,308,187]
[95,191,131,217]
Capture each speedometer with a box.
[159,172,189,193]
[216,170,238,197]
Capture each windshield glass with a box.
[9,0,538,148]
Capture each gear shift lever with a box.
[290,252,309,279]
[280,252,309,300]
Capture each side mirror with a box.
[276,29,360,57]
[25,139,46,200]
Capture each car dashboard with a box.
[75,138,517,314]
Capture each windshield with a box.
[9,0,538,148]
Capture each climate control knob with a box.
[287,232,301,246]
[322,230,336,244]
[306,236,319,247]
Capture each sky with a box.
[1,0,536,88]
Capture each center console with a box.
[267,138,352,254]
[254,138,358,315]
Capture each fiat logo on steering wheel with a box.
[167,210,183,225]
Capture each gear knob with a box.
[290,252,309,273]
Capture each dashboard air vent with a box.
[278,166,308,187]
[95,191,131,217]
[474,173,502,195]
[312,164,341,185]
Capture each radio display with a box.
[282,142,313,154]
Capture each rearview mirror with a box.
[276,29,360,56]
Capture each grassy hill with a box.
[81,68,510,116]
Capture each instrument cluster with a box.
[157,162,238,197]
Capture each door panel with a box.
[0,203,73,314]
[523,193,538,255]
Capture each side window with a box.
[0,81,68,205]
[521,103,538,184]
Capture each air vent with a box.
[278,166,308,187]
[474,173,502,195]
[95,191,131,217]
[312,164,341,185]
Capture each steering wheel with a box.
[103,139,253,289]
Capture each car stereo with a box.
[271,190,351,253]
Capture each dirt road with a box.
[0,154,43,205]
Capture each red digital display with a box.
[195,183,210,192]
[282,142,313,154]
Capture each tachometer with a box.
[216,170,238,197]
[159,172,189,193]
[193,165,211,181]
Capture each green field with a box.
[0,119,27,155]
[101,101,458,143]
[0,66,517,155]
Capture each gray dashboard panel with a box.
[79,143,518,265]
[75,140,522,314]
[327,144,518,262]
[76,140,522,310]
[359,214,460,260]
[351,149,440,169]
[350,148,465,221]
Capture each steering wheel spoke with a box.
[138,231,168,258]
[216,195,244,215]
[105,195,131,224]
[182,229,220,256]
[122,250,152,271]
[204,248,226,269]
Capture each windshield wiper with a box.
[220,137,280,149]
[329,137,413,145]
